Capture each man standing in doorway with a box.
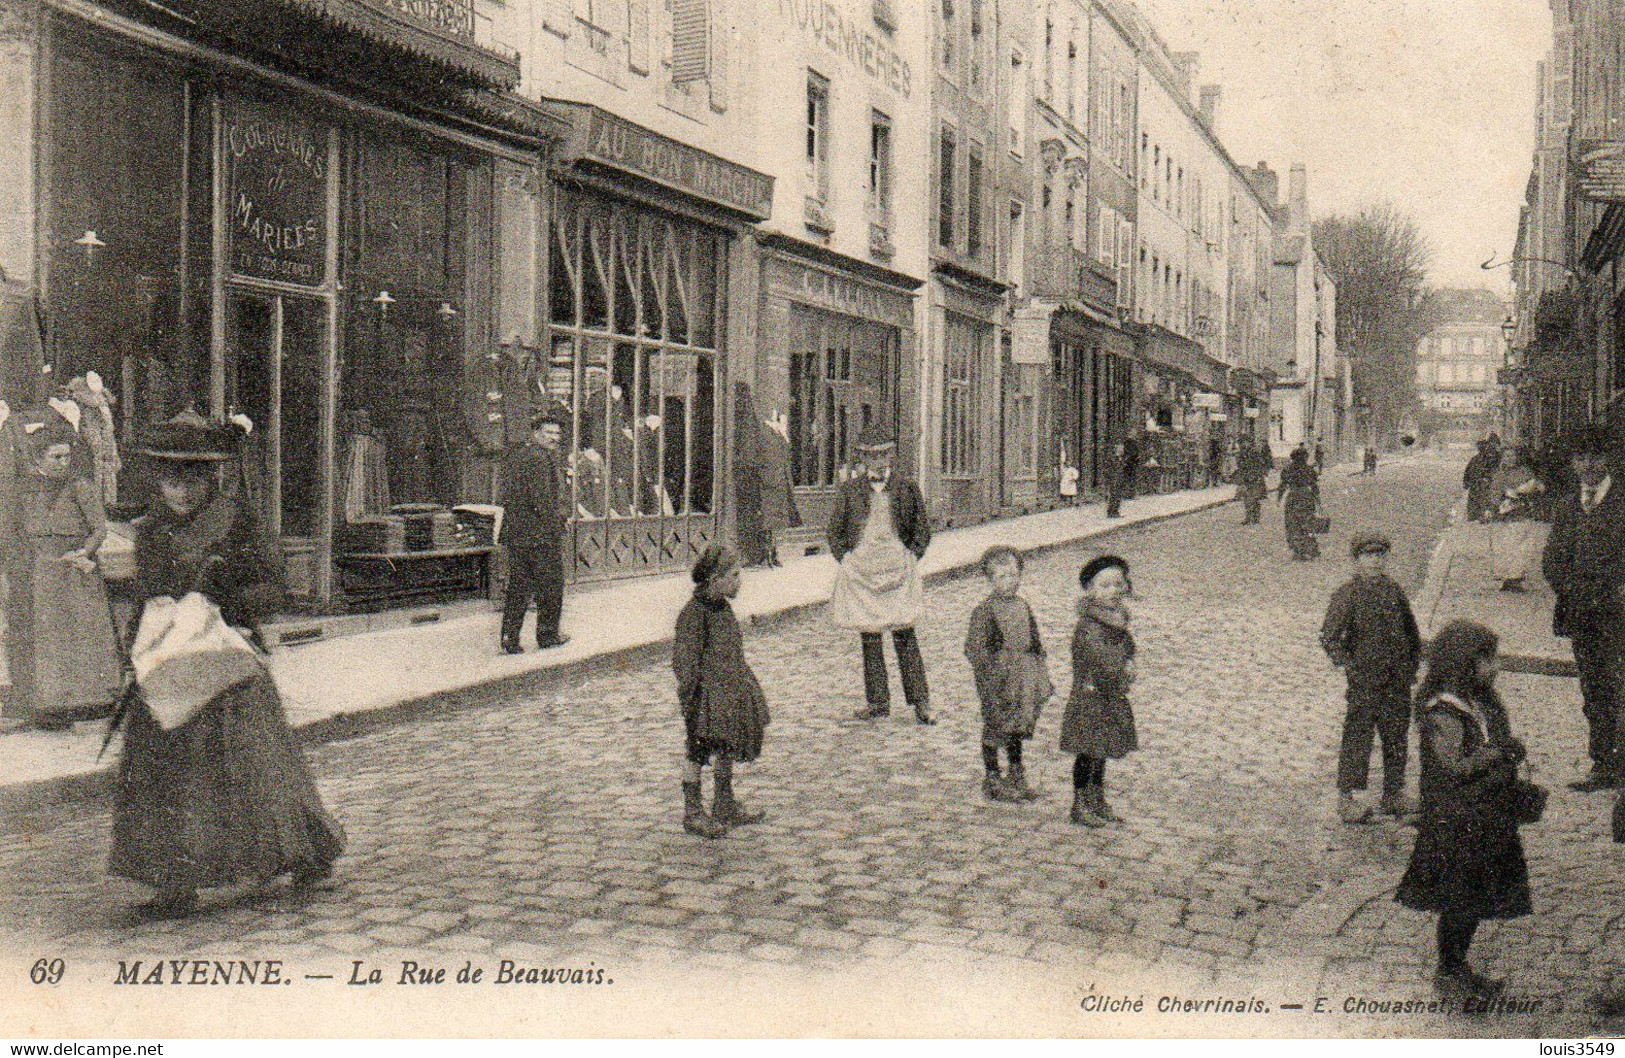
[1543,429,1624,791]
[1106,433,1140,519]
[499,406,571,655]
[828,423,934,725]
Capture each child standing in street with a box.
[1320,532,1423,824]
[1396,620,1531,1002]
[673,545,770,839]
[1059,555,1138,827]
[965,546,1052,803]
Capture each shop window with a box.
[548,188,721,519]
[44,34,193,447]
[788,305,895,488]
[943,312,986,478]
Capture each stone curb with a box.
[0,493,1238,823]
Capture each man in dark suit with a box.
[1543,429,1625,791]
[827,423,934,724]
[499,406,571,655]
[1238,440,1273,525]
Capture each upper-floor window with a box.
[669,0,710,83]
[967,142,986,258]
[1066,36,1077,122]
[1008,50,1026,156]
[968,0,985,94]
[1008,199,1026,290]
[1043,19,1053,100]
[869,110,892,221]
[938,124,957,248]
[940,0,956,75]
[806,72,830,201]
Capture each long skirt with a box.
[1283,489,1320,559]
[1487,519,1539,582]
[110,668,344,893]
[25,535,122,718]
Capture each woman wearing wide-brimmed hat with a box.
[826,422,934,724]
[108,411,343,921]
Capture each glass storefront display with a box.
[788,305,896,488]
[546,185,722,580]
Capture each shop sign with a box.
[226,102,328,286]
[1244,406,1261,419]
[1576,140,1625,204]
[571,107,773,221]
[770,257,912,328]
[777,0,913,97]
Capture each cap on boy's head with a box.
[1079,554,1130,588]
[1350,532,1391,558]
[691,543,737,585]
[529,404,567,430]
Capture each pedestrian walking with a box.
[827,422,934,725]
[1363,448,1379,475]
[1320,532,1422,823]
[1237,440,1273,525]
[672,545,770,839]
[1485,446,1544,593]
[1105,435,1139,519]
[1463,438,1503,523]
[1314,442,1326,473]
[110,412,343,921]
[964,546,1051,804]
[1395,620,1532,1003]
[1277,447,1322,560]
[498,406,571,655]
[1541,428,1624,792]
[1059,555,1138,828]
[2,424,122,728]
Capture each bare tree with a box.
[1312,205,1437,444]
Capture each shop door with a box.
[224,289,327,591]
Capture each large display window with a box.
[787,305,896,488]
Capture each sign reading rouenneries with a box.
[1575,140,1625,203]
[225,100,329,286]
[568,107,773,221]
[778,0,914,97]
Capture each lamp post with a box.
[1500,314,1517,444]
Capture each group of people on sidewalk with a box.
[1314,427,1624,1007]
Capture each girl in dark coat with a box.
[673,545,770,838]
[1059,555,1138,827]
[965,546,1051,803]
[110,414,343,921]
[1395,620,1532,1002]
[1277,447,1322,560]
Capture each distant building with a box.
[1415,289,1510,446]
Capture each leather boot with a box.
[682,781,725,839]
[713,770,765,827]
[1070,788,1106,827]
[1006,763,1039,802]
[1092,783,1122,823]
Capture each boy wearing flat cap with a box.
[1320,531,1422,823]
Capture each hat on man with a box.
[854,422,897,453]
[138,408,241,462]
[529,404,568,430]
[1350,532,1391,558]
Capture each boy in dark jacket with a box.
[1321,532,1423,823]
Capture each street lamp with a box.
[1500,314,1516,353]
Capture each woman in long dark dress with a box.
[109,414,343,920]
[1276,446,1321,560]
[1395,620,1531,1002]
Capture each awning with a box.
[1137,324,1229,392]
[168,0,522,91]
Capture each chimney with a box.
[1170,51,1199,94]
[1247,162,1280,208]
[1288,163,1308,229]
[1198,85,1221,133]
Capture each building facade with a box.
[1415,289,1511,446]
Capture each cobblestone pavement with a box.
[1,457,1620,1037]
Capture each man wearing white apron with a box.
[828,423,934,724]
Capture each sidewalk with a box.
[0,485,1236,810]
[1413,509,1577,677]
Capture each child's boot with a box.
[682,781,726,838]
[1339,790,1374,824]
[1006,763,1039,802]
[981,768,1007,800]
[1092,783,1122,823]
[1069,788,1106,827]
[713,771,765,828]
[1378,788,1418,820]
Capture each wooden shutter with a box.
[628,0,651,74]
[671,0,710,83]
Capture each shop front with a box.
[540,104,773,583]
[26,1,560,611]
[1136,325,1229,493]
[931,266,1005,528]
[755,234,921,544]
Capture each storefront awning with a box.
[164,0,522,90]
[1136,324,1229,392]
[546,102,775,222]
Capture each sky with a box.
[1137,0,1553,293]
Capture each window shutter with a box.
[628,0,651,74]
[709,1,729,111]
[1117,219,1133,305]
[543,0,572,38]
[671,0,710,83]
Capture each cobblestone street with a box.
[2,457,1619,1037]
